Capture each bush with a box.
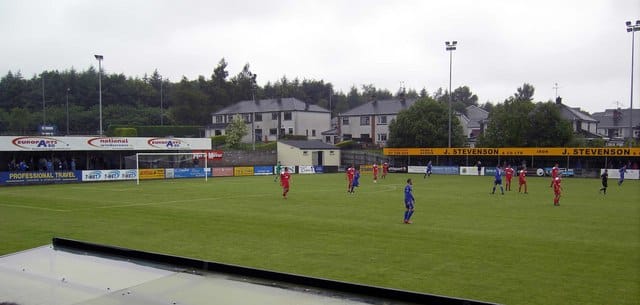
[112,128,137,137]
[211,135,227,147]
[335,140,358,149]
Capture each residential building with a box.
[457,105,489,147]
[337,98,417,147]
[555,98,600,138]
[207,98,331,143]
[592,108,640,143]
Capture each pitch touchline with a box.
[0,203,69,212]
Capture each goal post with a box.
[134,152,209,185]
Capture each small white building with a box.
[207,98,331,143]
[277,140,340,167]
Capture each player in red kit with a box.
[372,163,379,183]
[552,176,562,206]
[382,162,389,179]
[518,166,528,194]
[280,167,291,199]
[346,165,355,193]
[550,163,559,187]
[504,164,514,191]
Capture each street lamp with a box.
[160,78,164,126]
[66,88,70,135]
[94,54,104,135]
[626,20,639,146]
[445,41,458,148]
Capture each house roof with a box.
[557,104,598,123]
[279,140,337,149]
[339,98,417,116]
[212,98,330,115]
[464,105,489,128]
[592,108,640,128]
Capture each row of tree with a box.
[388,83,576,148]
[1,59,579,147]
[0,58,493,135]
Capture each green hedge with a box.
[112,128,137,137]
[106,125,203,137]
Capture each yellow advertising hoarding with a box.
[233,166,255,176]
[139,169,165,180]
[384,147,640,157]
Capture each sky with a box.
[1,0,639,114]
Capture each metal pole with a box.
[160,79,164,126]
[66,88,70,135]
[629,28,635,147]
[448,49,452,148]
[42,76,45,126]
[98,59,103,135]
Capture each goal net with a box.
[128,152,209,185]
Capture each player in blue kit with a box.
[424,160,432,178]
[403,179,415,224]
[491,165,504,195]
[349,168,361,193]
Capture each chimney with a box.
[555,96,562,104]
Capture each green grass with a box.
[1,174,638,305]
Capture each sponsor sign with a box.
[1,171,81,185]
[139,169,165,180]
[254,166,273,176]
[601,169,639,180]
[172,168,208,178]
[408,166,426,174]
[384,147,640,157]
[298,166,316,174]
[387,166,407,173]
[87,137,134,149]
[432,166,459,175]
[192,150,224,160]
[313,166,324,173]
[0,136,211,151]
[460,166,483,176]
[543,167,575,177]
[82,170,137,182]
[234,166,254,176]
[212,167,234,177]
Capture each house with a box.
[337,98,417,147]
[592,108,640,143]
[207,98,331,143]
[277,140,340,167]
[457,105,489,147]
[555,98,600,139]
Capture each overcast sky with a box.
[1,0,638,113]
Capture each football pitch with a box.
[0,173,638,305]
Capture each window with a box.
[377,115,387,125]
[377,133,388,142]
[242,114,251,123]
[342,117,349,125]
[215,115,224,123]
[272,112,279,120]
[343,134,352,140]
[288,128,293,134]
[325,136,331,142]
[284,112,292,120]
[312,129,316,137]
[255,113,262,122]
[360,116,370,126]
[215,130,222,136]
[227,115,234,122]
[269,128,277,135]
[306,129,309,136]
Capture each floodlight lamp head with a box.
[94,55,103,60]
[452,41,458,45]
[445,41,451,46]
[626,21,632,26]
[628,28,633,32]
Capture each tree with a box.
[512,83,535,102]
[478,100,573,147]
[478,99,535,147]
[525,102,573,146]
[225,114,248,148]
[387,98,465,147]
